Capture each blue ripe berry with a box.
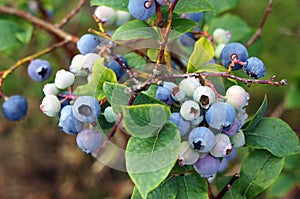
[27,59,52,82]
[2,95,28,121]
[243,57,266,79]
[72,96,101,123]
[128,0,156,20]
[76,129,104,154]
[169,112,191,136]
[155,84,175,106]
[205,102,236,131]
[58,105,84,134]
[220,42,248,70]
[77,34,100,55]
[178,32,197,47]
[188,127,216,153]
[106,56,128,80]
[185,12,204,23]
[194,154,220,178]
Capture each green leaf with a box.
[0,18,33,51]
[90,0,129,11]
[266,172,295,198]
[209,0,239,14]
[103,82,131,114]
[208,14,251,42]
[122,104,171,138]
[169,18,197,39]
[243,95,267,131]
[175,173,208,199]
[126,121,181,199]
[74,59,117,100]
[133,92,165,106]
[174,0,214,14]
[245,118,300,157]
[112,20,158,41]
[187,37,214,73]
[147,49,160,62]
[195,63,227,73]
[284,84,300,109]
[124,52,146,70]
[131,176,177,199]
[238,150,284,198]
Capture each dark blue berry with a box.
[220,42,248,70]
[27,59,52,82]
[169,112,191,136]
[155,84,175,106]
[106,56,128,80]
[185,12,204,23]
[2,95,28,121]
[58,105,84,134]
[243,57,266,79]
[178,32,197,47]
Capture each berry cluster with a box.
[156,78,249,178]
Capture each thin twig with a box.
[56,0,88,28]
[0,5,78,42]
[245,0,273,48]
[162,72,287,87]
[215,173,240,199]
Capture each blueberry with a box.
[57,92,75,109]
[93,6,117,26]
[155,83,176,106]
[77,34,100,55]
[115,10,131,26]
[27,59,52,82]
[225,85,249,110]
[104,106,118,123]
[193,86,216,109]
[205,102,236,131]
[72,96,101,123]
[194,154,220,178]
[40,95,61,117]
[76,129,104,154]
[178,32,197,47]
[185,12,204,23]
[54,69,75,89]
[58,105,84,134]
[220,42,248,70]
[180,100,201,121]
[169,112,191,136]
[128,0,156,20]
[212,28,231,45]
[43,83,59,96]
[178,141,200,166]
[188,126,216,153]
[2,95,28,121]
[82,53,101,72]
[179,77,201,97]
[69,54,88,77]
[210,134,232,158]
[222,118,240,136]
[230,130,245,148]
[243,57,266,79]
[106,56,128,80]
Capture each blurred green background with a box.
[0,0,299,198]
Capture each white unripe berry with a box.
[40,95,61,117]
[43,83,59,96]
[54,69,75,89]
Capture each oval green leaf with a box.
[90,0,129,11]
[122,104,171,138]
[112,20,158,41]
[126,121,180,199]
[239,150,284,198]
[245,117,300,157]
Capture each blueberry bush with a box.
[0,0,299,198]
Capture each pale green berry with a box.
[178,141,200,166]
[210,134,232,158]
[70,54,88,77]
[54,69,75,89]
[43,83,59,96]
[214,43,226,59]
[40,95,61,117]
[180,100,201,121]
[115,10,131,26]
[104,106,118,123]
[193,86,216,109]
[230,130,245,148]
[179,77,201,97]
[213,28,231,45]
[94,6,117,26]
[191,115,204,126]
[225,85,249,110]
